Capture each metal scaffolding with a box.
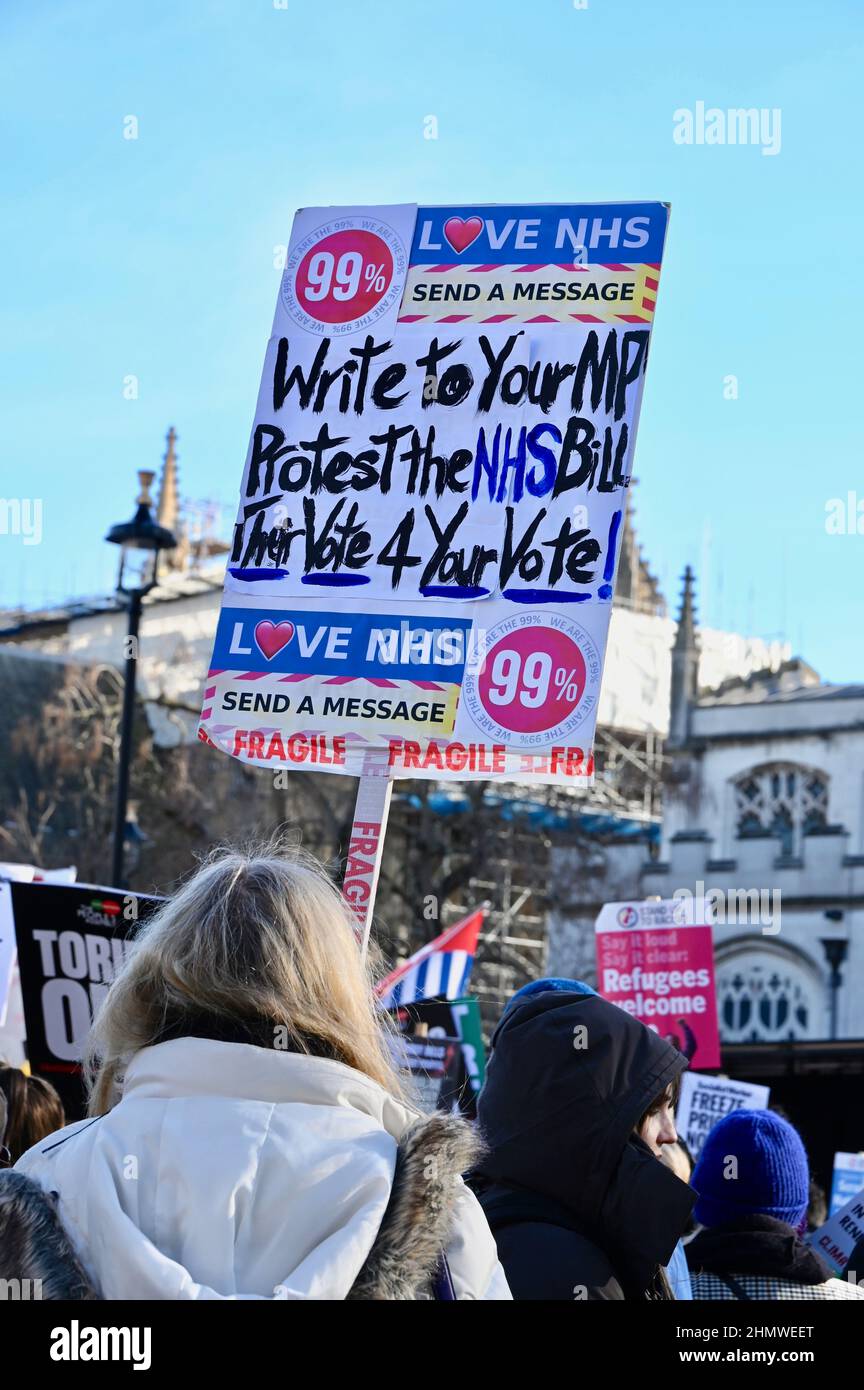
[431,725,667,1025]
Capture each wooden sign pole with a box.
[342,747,394,956]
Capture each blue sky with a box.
[2,0,862,679]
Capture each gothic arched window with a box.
[732,763,828,856]
[715,945,822,1043]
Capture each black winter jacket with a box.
[683,1213,862,1300]
[470,990,695,1300]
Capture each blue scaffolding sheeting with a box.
[398,789,660,842]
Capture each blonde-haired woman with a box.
[11,846,510,1300]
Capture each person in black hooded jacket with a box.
[469,979,696,1300]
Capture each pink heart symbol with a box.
[443,215,484,255]
[254,620,295,661]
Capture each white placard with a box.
[676,1071,770,1160]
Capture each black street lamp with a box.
[106,470,176,886]
[820,916,848,1042]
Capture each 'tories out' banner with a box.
[594,897,721,1069]
[199,201,669,785]
[1,862,77,1028]
[11,881,163,1119]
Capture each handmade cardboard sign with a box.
[595,897,721,1069]
[200,201,669,786]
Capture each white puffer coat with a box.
[15,1037,510,1300]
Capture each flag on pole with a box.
[376,909,484,1008]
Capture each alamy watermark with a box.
[673,102,781,157]
[825,492,864,535]
[0,1277,43,1300]
[0,497,42,545]
[673,882,780,935]
[50,1321,151,1370]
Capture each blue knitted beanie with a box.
[692,1109,810,1230]
[501,977,597,1022]
[510,977,597,1003]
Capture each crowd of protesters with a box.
[1,844,862,1301]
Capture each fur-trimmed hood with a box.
[0,1170,98,1299]
[11,1038,509,1301]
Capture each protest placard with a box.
[391,994,486,1117]
[0,863,77,1027]
[199,201,670,790]
[675,1072,770,1161]
[594,897,721,1069]
[829,1151,864,1216]
[11,880,163,1119]
[809,1190,864,1277]
[390,1028,461,1112]
[449,995,486,1112]
[0,867,33,1029]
